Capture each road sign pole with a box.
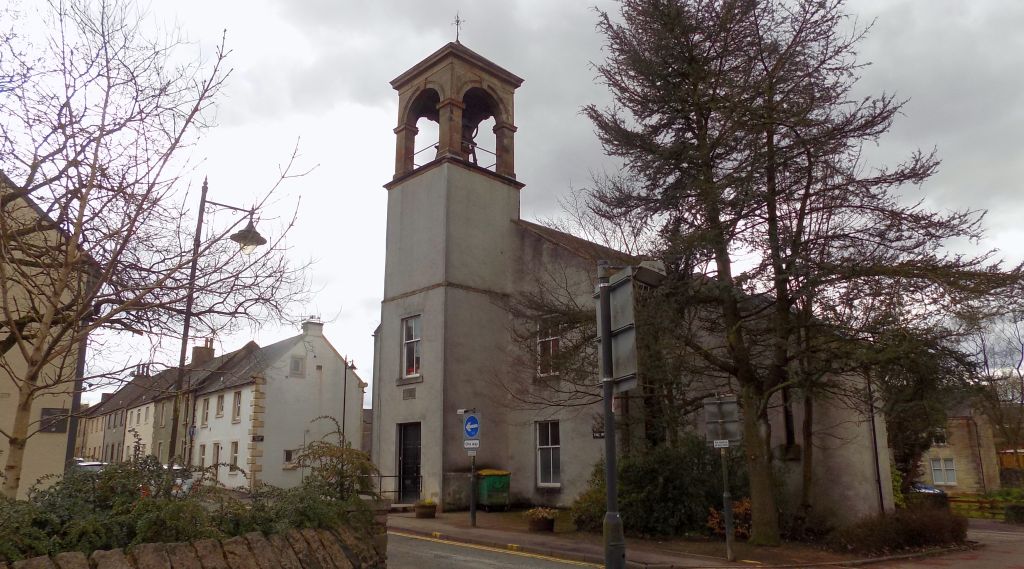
[470,455,477,527]
[599,262,626,569]
[721,447,734,562]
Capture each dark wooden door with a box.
[398,422,421,504]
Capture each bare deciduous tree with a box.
[971,313,1024,469]
[0,0,309,498]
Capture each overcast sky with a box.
[80,0,1024,405]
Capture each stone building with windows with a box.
[921,403,1001,495]
[370,42,897,525]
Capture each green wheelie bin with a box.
[476,469,511,511]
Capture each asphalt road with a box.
[873,521,1024,569]
[387,532,600,569]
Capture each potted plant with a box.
[525,507,558,532]
[414,498,437,519]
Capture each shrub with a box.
[570,438,749,537]
[706,498,752,540]
[131,499,221,544]
[1006,504,1024,525]
[0,416,378,563]
[0,498,56,561]
[827,507,967,555]
[570,463,605,532]
[891,467,907,509]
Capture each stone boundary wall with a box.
[2,502,389,569]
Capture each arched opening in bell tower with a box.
[405,88,441,169]
[460,87,500,171]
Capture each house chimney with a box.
[301,317,324,337]
[133,363,151,378]
[191,338,215,366]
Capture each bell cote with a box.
[390,42,523,180]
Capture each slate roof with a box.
[195,335,303,396]
[514,219,639,265]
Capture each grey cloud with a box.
[852,0,1024,236]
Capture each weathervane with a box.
[453,12,465,43]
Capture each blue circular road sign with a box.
[464,415,480,438]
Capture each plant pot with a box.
[414,504,436,519]
[528,517,555,532]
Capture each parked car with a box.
[165,464,196,497]
[73,461,107,473]
[910,482,947,496]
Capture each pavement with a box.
[388,511,1024,569]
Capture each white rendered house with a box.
[190,321,365,489]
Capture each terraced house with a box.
[75,321,364,490]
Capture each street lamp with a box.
[230,213,268,254]
[167,178,266,467]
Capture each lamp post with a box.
[598,261,626,569]
[167,178,267,467]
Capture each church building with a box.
[370,42,896,523]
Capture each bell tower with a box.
[389,42,523,179]
[374,43,526,508]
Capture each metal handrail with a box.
[368,473,421,502]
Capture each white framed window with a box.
[537,319,562,376]
[290,356,306,377]
[137,409,142,424]
[144,406,149,423]
[402,315,422,377]
[232,391,242,423]
[284,449,294,463]
[537,421,561,487]
[230,441,239,471]
[931,458,956,485]
[201,397,210,426]
[216,394,225,417]
[198,444,206,468]
[159,402,166,427]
